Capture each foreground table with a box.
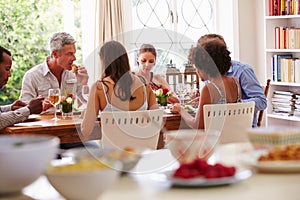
[2,143,299,200]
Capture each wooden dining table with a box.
[2,142,300,200]
[0,111,190,149]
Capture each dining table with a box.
[0,110,190,149]
[1,142,299,200]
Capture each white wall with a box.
[237,0,265,84]
[216,0,265,85]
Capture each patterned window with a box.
[130,0,215,73]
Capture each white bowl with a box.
[46,158,121,200]
[165,129,220,164]
[62,147,143,172]
[0,135,59,194]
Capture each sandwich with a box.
[71,64,79,74]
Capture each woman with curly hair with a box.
[170,40,241,129]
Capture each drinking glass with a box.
[48,88,61,121]
[177,84,190,105]
[82,85,89,101]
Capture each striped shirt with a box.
[0,105,30,129]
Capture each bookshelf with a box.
[264,0,300,127]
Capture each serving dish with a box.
[242,150,300,173]
[166,169,252,187]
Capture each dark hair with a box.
[190,40,231,77]
[137,43,157,65]
[197,34,226,47]
[0,46,11,63]
[138,43,157,58]
[99,40,133,101]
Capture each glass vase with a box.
[157,96,168,106]
[61,103,73,119]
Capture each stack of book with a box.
[272,90,300,116]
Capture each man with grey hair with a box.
[19,32,89,111]
[19,32,97,149]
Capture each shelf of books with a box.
[264,0,300,126]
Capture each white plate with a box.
[242,150,300,173]
[167,169,252,187]
[24,114,41,121]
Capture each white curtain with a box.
[96,0,124,44]
[82,0,124,84]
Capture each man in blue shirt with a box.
[197,34,267,127]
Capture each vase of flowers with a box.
[61,93,75,119]
[154,88,171,106]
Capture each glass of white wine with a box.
[48,88,61,121]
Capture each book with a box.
[274,54,293,82]
[281,58,293,82]
[295,59,300,83]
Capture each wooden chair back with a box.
[203,101,255,144]
[257,79,271,127]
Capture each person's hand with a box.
[27,97,44,114]
[42,97,52,111]
[170,103,182,114]
[11,100,27,111]
[188,89,200,108]
[76,66,89,86]
[168,95,180,104]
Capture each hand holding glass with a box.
[48,88,61,121]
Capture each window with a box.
[129,0,215,73]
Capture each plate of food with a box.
[242,145,300,173]
[168,170,252,187]
[166,158,252,187]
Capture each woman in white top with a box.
[81,41,159,137]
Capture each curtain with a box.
[96,0,124,44]
[89,0,124,80]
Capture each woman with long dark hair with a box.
[81,41,158,136]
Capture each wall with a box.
[237,0,265,84]
[216,0,265,84]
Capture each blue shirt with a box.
[226,60,267,127]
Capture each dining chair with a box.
[100,109,164,150]
[203,101,255,144]
[257,79,271,127]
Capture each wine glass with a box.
[48,88,61,121]
[176,84,189,105]
[82,85,89,102]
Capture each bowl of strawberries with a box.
[168,158,251,187]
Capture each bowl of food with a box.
[0,135,59,194]
[247,126,300,149]
[165,129,220,164]
[45,157,121,200]
[61,146,142,173]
